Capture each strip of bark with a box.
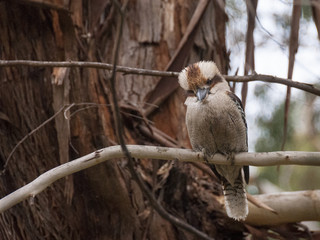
[282,0,301,150]
[242,0,258,109]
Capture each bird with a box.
[178,61,249,221]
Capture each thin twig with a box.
[225,74,320,96]
[1,105,68,175]
[1,60,320,96]
[2,101,154,174]
[0,60,178,77]
[63,103,75,119]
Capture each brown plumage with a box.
[178,61,249,220]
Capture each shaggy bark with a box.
[0,1,232,239]
[0,1,316,240]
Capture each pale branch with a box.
[0,145,320,213]
[1,60,320,96]
[246,190,320,225]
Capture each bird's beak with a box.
[196,88,209,102]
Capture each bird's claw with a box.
[227,152,235,166]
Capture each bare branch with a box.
[246,190,320,225]
[225,74,320,96]
[0,60,178,77]
[1,105,68,174]
[1,60,320,96]
[0,145,319,214]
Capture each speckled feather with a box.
[178,61,249,220]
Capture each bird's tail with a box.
[223,178,248,221]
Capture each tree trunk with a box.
[0,1,268,239]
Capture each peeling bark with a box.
[0,1,313,239]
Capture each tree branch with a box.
[1,60,320,96]
[0,60,178,77]
[225,74,320,96]
[0,145,319,214]
[246,190,320,225]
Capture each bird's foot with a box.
[227,152,235,166]
[201,149,216,164]
[201,149,209,164]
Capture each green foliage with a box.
[254,87,320,191]
[301,4,312,21]
[255,100,295,152]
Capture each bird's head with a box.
[178,61,229,102]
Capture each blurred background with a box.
[226,0,320,193]
[226,0,320,230]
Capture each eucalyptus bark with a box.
[0,1,234,239]
[0,1,314,240]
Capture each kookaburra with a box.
[178,61,249,220]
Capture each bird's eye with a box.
[206,79,213,85]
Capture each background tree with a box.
[0,0,319,239]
